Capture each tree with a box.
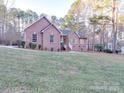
[0,3,7,43]
[0,0,16,44]
[18,10,26,31]
[26,10,38,24]
[89,0,119,53]
[51,15,58,25]
[51,15,57,21]
[63,0,83,31]
[59,18,66,29]
[89,14,111,51]
[89,15,99,51]
[112,0,117,53]
[40,13,47,18]
[0,0,39,45]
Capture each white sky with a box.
[12,0,75,18]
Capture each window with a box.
[50,35,54,42]
[32,33,37,42]
[108,43,112,50]
[109,45,112,49]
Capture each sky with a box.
[13,0,75,18]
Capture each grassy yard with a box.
[0,48,124,93]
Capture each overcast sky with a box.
[13,0,75,18]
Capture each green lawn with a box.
[0,47,124,93]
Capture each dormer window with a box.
[32,32,37,42]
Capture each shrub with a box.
[17,40,21,48]
[21,41,25,48]
[51,48,54,51]
[116,49,121,54]
[29,43,32,48]
[12,42,17,46]
[29,42,37,49]
[38,45,41,50]
[57,48,60,52]
[31,43,37,49]
[104,49,113,53]
[94,44,104,52]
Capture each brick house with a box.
[24,16,88,51]
[61,30,87,51]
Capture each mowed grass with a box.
[0,48,124,93]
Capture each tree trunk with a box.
[112,0,117,53]
[92,25,96,51]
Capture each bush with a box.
[38,45,41,50]
[57,48,60,52]
[51,48,54,51]
[32,43,37,49]
[29,43,32,48]
[94,44,104,52]
[21,41,25,48]
[103,49,113,53]
[29,42,37,49]
[17,40,21,48]
[116,49,121,54]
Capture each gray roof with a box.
[60,30,71,36]
[75,30,87,39]
[60,30,87,39]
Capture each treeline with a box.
[63,0,123,53]
[0,0,39,45]
[0,0,64,45]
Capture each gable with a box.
[68,32,80,44]
[71,32,79,39]
[75,31,87,39]
[68,32,79,42]
[41,24,61,34]
[24,17,50,32]
[42,24,61,34]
